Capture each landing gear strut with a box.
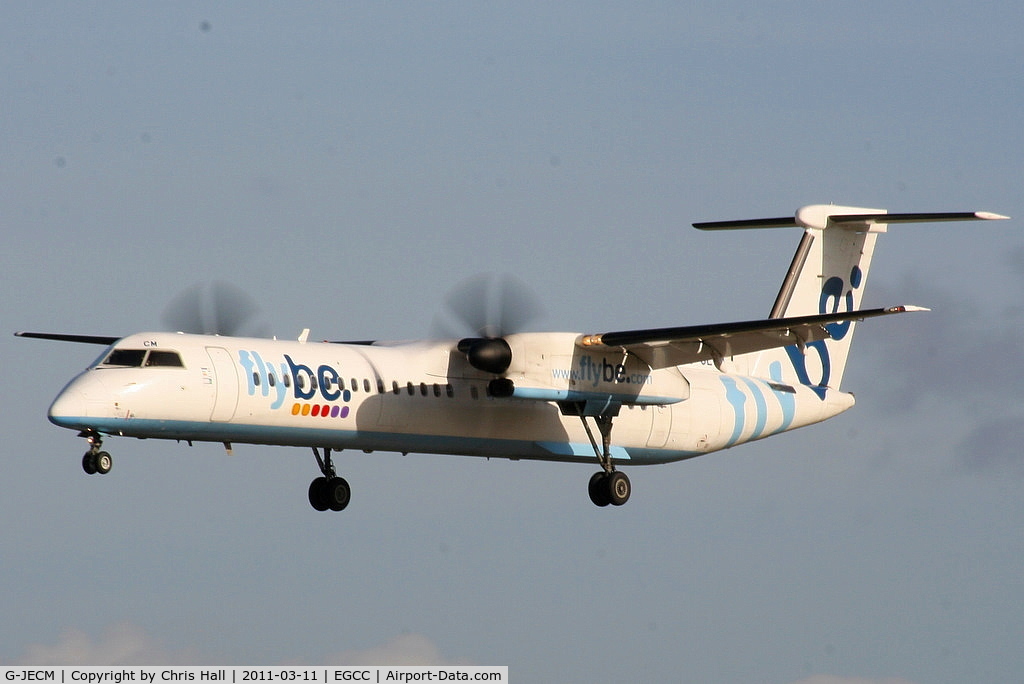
[80,430,112,475]
[308,447,350,512]
[578,413,631,507]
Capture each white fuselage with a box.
[48,331,854,466]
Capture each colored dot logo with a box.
[292,403,351,418]
[291,389,352,419]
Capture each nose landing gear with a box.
[79,430,112,475]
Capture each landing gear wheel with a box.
[326,477,351,511]
[588,471,611,507]
[94,451,113,475]
[79,431,110,476]
[309,447,352,512]
[308,477,330,511]
[607,471,631,506]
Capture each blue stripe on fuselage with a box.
[50,416,703,465]
[720,376,746,446]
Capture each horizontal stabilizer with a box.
[829,211,1009,225]
[692,216,799,230]
[695,206,1008,232]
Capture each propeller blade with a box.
[432,273,543,339]
[162,281,266,336]
[492,274,542,338]
[162,284,205,334]
[442,273,493,337]
[208,281,261,337]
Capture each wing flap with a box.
[578,306,924,369]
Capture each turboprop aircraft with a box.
[17,205,1008,510]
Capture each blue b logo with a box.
[785,266,862,396]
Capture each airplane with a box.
[17,204,1008,511]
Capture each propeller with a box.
[434,273,542,339]
[433,274,543,377]
[162,281,268,337]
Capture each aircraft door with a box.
[206,347,239,422]
[646,404,673,447]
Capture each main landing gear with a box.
[579,413,631,507]
[308,447,350,512]
[80,430,112,475]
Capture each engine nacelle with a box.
[487,378,514,398]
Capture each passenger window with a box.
[252,372,260,387]
[351,378,358,392]
[407,382,415,396]
[284,374,292,388]
[432,383,441,397]
[145,350,184,367]
[419,382,428,396]
[446,384,454,398]
[377,379,385,393]
[392,381,400,395]
[364,378,371,393]
[297,375,307,391]
[268,372,276,387]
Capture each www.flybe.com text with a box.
[551,356,652,387]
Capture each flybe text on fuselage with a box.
[237,349,352,413]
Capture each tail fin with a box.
[695,205,1008,390]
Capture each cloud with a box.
[1004,243,1024,280]
[955,415,1024,476]
[864,274,1024,411]
[862,275,1024,475]
[788,677,919,684]
[5,622,203,665]
[4,624,462,668]
[324,633,468,666]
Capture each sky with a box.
[2,2,1022,682]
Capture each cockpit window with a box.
[145,350,185,367]
[102,349,147,367]
[100,349,185,368]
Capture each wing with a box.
[577,306,925,369]
[15,331,121,345]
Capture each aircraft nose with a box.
[48,386,91,429]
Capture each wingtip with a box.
[887,305,931,313]
[976,211,1010,221]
